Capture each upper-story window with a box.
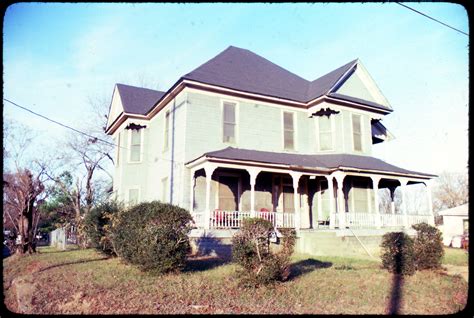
[352,114,363,152]
[283,111,295,150]
[318,116,334,151]
[163,110,170,151]
[129,129,142,162]
[223,101,236,143]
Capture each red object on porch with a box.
[259,208,271,221]
[215,209,224,223]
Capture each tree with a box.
[3,168,46,254]
[432,171,468,212]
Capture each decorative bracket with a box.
[125,123,147,130]
[311,107,340,118]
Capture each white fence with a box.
[332,212,433,229]
[50,228,66,250]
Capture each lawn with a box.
[3,246,468,315]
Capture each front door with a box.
[218,176,239,211]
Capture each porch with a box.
[187,159,435,231]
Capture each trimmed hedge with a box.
[412,222,444,270]
[110,201,193,273]
[380,232,415,276]
[232,218,296,287]
[83,200,123,256]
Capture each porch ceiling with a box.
[186,147,437,180]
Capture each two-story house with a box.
[105,46,436,237]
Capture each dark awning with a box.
[371,119,394,144]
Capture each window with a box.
[163,110,170,151]
[128,188,139,206]
[283,112,295,150]
[318,116,333,151]
[130,129,141,162]
[223,102,236,143]
[161,177,168,202]
[218,176,239,211]
[352,114,363,152]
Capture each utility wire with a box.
[396,2,468,37]
[4,98,183,164]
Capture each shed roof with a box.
[438,204,469,217]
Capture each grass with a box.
[3,246,468,315]
[442,247,468,266]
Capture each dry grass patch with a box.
[3,247,468,315]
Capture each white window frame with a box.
[163,109,171,152]
[221,99,239,145]
[161,177,169,203]
[315,115,335,152]
[128,128,144,163]
[281,110,297,151]
[351,113,364,152]
[127,186,140,206]
[281,109,298,152]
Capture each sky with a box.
[3,2,469,176]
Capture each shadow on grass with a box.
[183,256,231,272]
[36,257,110,273]
[288,258,333,280]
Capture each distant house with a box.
[105,46,436,234]
[438,204,468,247]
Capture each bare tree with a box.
[3,168,47,254]
[432,171,468,212]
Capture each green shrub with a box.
[110,201,192,273]
[83,200,123,256]
[380,232,415,276]
[412,222,444,270]
[232,218,296,287]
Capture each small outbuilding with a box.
[437,203,468,247]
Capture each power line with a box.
[396,2,468,37]
[4,98,183,164]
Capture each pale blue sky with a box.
[3,3,469,175]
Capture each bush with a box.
[232,218,296,287]
[412,222,444,270]
[110,201,193,273]
[380,232,415,276]
[83,200,123,256]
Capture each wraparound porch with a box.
[187,158,435,230]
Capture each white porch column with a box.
[389,186,396,215]
[317,181,322,229]
[189,168,196,214]
[247,168,261,217]
[204,164,217,230]
[326,175,335,229]
[334,172,346,229]
[290,172,303,230]
[399,178,409,228]
[425,180,435,225]
[371,176,382,229]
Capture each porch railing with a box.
[209,210,294,229]
[332,212,433,229]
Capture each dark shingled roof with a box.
[190,147,436,178]
[116,83,166,115]
[182,46,366,105]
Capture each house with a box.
[105,46,436,242]
[437,204,468,247]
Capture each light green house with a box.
[106,46,436,241]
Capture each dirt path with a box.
[444,265,468,282]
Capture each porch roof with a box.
[186,147,437,179]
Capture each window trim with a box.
[128,128,144,163]
[127,186,140,206]
[351,113,364,152]
[221,99,239,145]
[315,115,335,152]
[163,109,171,152]
[281,110,297,151]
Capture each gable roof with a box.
[116,83,166,115]
[187,147,436,179]
[438,204,468,217]
[182,46,361,104]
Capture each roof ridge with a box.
[116,83,165,94]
